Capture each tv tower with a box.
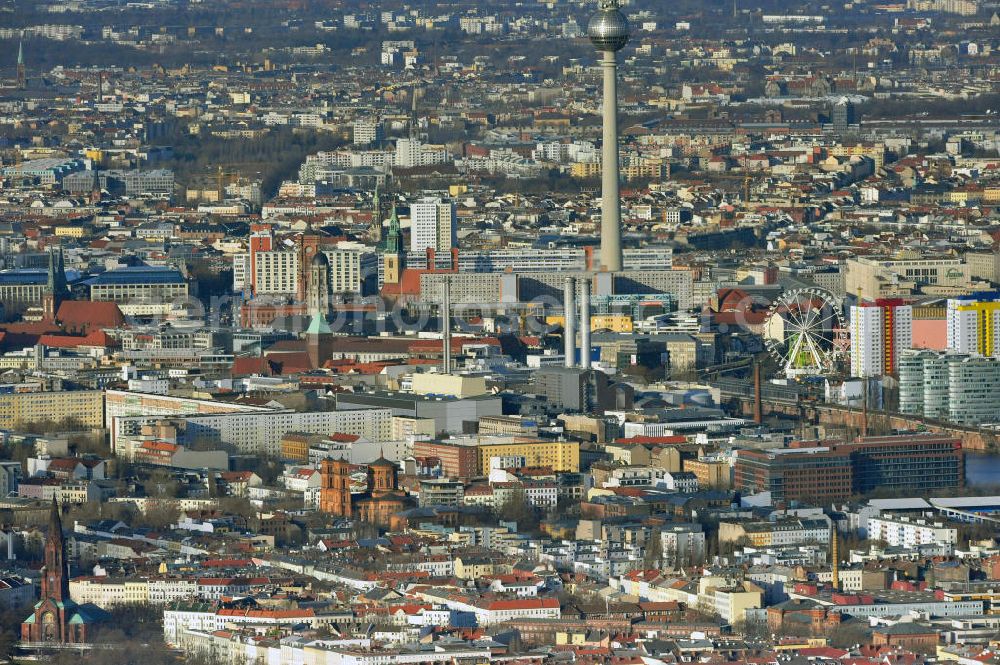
[588,0,629,272]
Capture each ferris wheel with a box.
[764,287,846,379]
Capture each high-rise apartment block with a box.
[410,197,456,255]
[947,292,1000,357]
[352,118,384,146]
[233,232,374,298]
[850,299,911,377]
[394,138,448,168]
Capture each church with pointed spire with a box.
[379,204,406,285]
[21,499,105,644]
[42,247,69,321]
[370,184,384,245]
[16,37,26,90]
[305,308,333,370]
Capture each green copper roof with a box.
[305,311,331,335]
[380,204,403,254]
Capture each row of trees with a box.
[0,602,226,665]
[165,125,347,198]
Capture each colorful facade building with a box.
[947,291,1000,357]
[850,298,912,377]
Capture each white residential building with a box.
[282,466,322,494]
[112,408,393,457]
[394,139,449,169]
[947,294,1000,357]
[850,300,912,377]
[410,197,456,255]
[353,118,384,146]
[324,244,377,294]
[163,605,218,646]
[867,515,958,548]
[69,578,150,606]
[660,523,707,567]
[253,249,299,295]
[148,578,199,604]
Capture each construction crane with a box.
[216,166,240,201]
[8,147,23,185]
[189,167,239,202]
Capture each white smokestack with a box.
[564,278,576,368]
[442,279,452,374]
[580,278,591,370]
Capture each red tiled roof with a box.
[485,598,559,610]
[713,311,768,326]
[38,330,116,349]
[47,458,82,471]
[202,559,254,568]
[232,356,273,377]
[270,351,314,373]
[381,268,427,298]
[797,648,849,659]
[216,608,315,619]
[408,336,500,353]
[140,441,179,453]
[56,301,125,330]
[319,538,356,549]
[220,471,254,482]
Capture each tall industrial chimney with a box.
[580,278,592,369]
[861,381,869,438]
[831,526,840,591]
[753,361,763,424]
[442,279,452,374]
[564,277,576,368]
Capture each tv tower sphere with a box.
[588,0,630,52]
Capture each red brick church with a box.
[21,499,104,644]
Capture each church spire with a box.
[42,496,68,602]
[46,248,56,293]
[48,495,61,535]
[43,247,66,320]
[370,183,383,244]
[384,204,402,255]
[16,35,26,90]
[57,247,67,294]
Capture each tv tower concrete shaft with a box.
[588,0,629,272]
[600,50,622,272]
